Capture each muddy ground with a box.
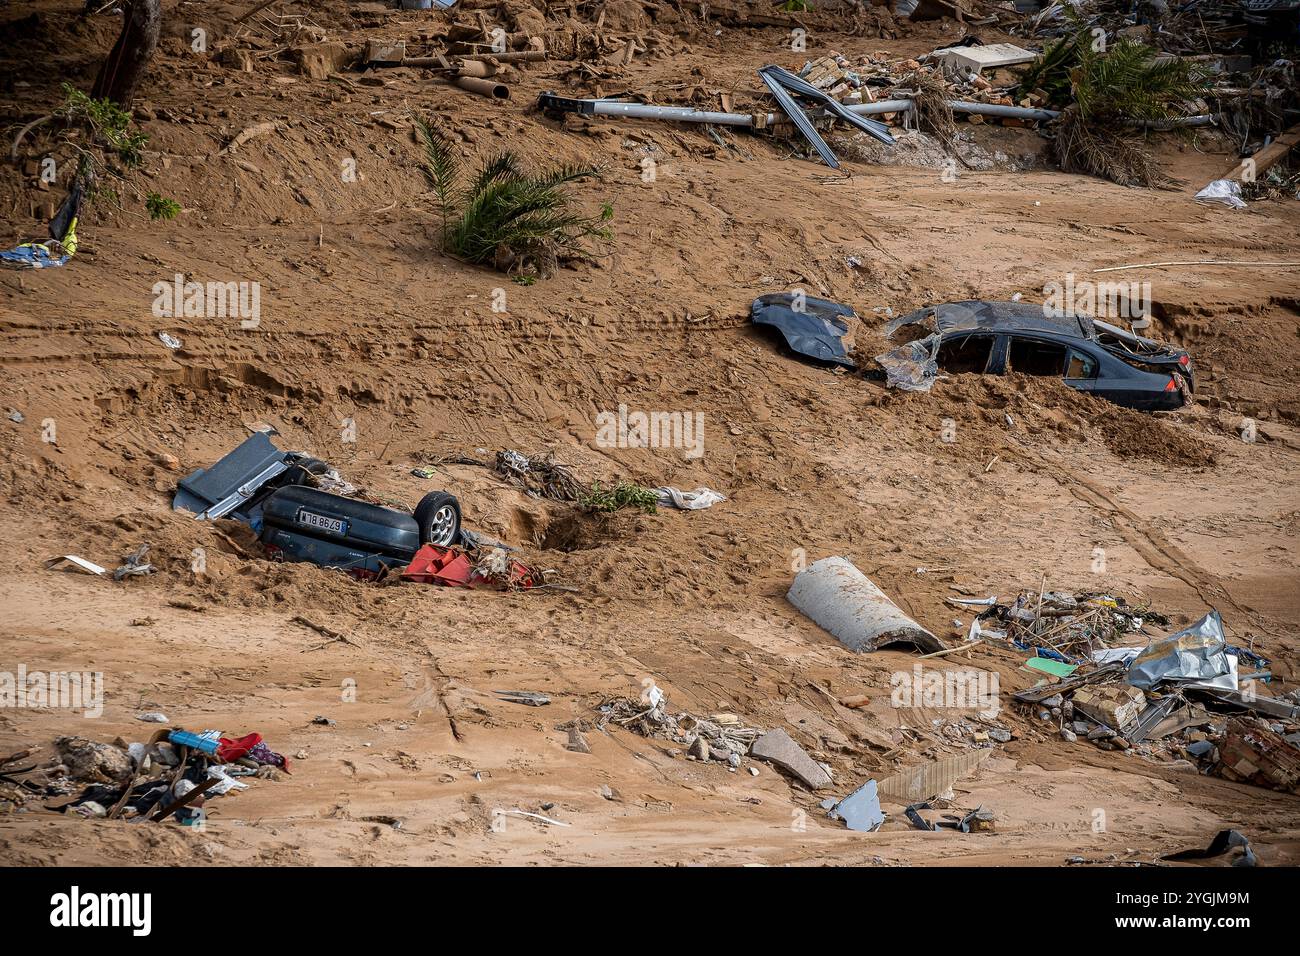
[1,0,1298,866]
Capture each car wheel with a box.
[278,456,328,487]
[414,491,462,547]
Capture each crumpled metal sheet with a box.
[875,333,940,391]
[1126,610,1234,690]
[751,293,856,368]
[822,779,885,832]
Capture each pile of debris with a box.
[1,728,289,823]
[1011,610,1300,793]
[951,587,1168,663]
[597,693,764,771]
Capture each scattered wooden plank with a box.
[1216,121,1300,182]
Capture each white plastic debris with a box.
[45,555,107,575]
[158,332,182,349]
[1194,180,1247,210]
[206,765,251,795]
[655,486,727,510]
[137,712,169,723]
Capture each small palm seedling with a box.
[413,115,613,278]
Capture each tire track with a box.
[1026,448,1255,621]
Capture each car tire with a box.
[414,491,462,547]
[277,456,329,487]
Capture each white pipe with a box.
[587,96,1063,127]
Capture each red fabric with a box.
[216,732,263,763]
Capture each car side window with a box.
[1008,337,1067,376]
[936,334,994,374]
[1066,349,1098,379]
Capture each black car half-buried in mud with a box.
[885,300,1194,411]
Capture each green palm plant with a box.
[1071,39,1210,125]
[413,115,613,277]
[1018,12,1211,187]
[1057,39,1210,187]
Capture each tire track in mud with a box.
[1025,448,1255,622]
[414,641,464,742]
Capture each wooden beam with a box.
[1217,122,1300,182]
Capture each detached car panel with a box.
[174,431,325,523]
[751,293,856,368]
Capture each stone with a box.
[1061,728,1078,742]
[566,728,590,754]
[749,728,832,790]
[219,47,254,72]
[293,42,352,80]
[1073,685,1146,736]
[54,736,134,785]
[688,736,710,761]
[933,42,1036,75]
[989,728,1012,743]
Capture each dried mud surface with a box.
[1,1,1298,866]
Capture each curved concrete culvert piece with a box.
[787,556,947,654]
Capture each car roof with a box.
[889,300,1095,341]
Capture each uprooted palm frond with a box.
[1072,38,1211,125]
[411,113,613,278]
[1023,16,1211,189]
[899,69,958,153]
[413,114,459,237]
[1054,105,1170,188]
[1016,28,1088,109]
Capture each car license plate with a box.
[298,510,347,535]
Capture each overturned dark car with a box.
[880,300,1194,411]
[173,432,462,575]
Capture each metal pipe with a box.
[842,99,914,116]
[946,100,1061,121]
[463,50,547,63]
[588,100,763,127]
[455,76,510,99]
[456,59,497,78]
[1132,114,1216,130]
[567,95,1062,127]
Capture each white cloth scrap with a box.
[656,487,727,510]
